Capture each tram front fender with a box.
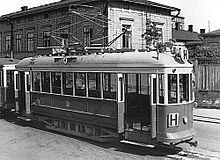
[157,128,196,143]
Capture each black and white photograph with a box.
[0,0,220,159]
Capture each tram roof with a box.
[16,51,193,70]
[0,58,20,66]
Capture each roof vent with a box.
[21,6,28,11]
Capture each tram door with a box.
[18,72,30,115]
[124,74,152,143]
[24,72,31,114]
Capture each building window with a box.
[27,33,34,51]
[43,31,51,47]
[122,24,132,49]
[16,34,22,52]
[60,28,69,46]
[5,35,11,51]
[83,26,92,47]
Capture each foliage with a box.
[192,46,220,58]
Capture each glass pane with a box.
[103,73,117,100]
[63,72,73,95]
[140,74,150,95]
[179,74,189,102]
[74,73,86,96]
[168,74,177,104]
[159,74,164,103]
[32,72,40,91]
[51,72,61,94]
[41,72,50,93]
[88,73,101,98]
[126,74,137,93]
[190,74,194,101]
[6,70,14,86]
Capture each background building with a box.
[202,29,220,49]
[0,0,179,59]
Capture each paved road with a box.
[0,108,219,160]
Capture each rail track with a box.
[120,140,219,159]
[194,114,220,124]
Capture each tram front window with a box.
[179,74,189,102]
[158,74,164,103]
[168,74,177,104]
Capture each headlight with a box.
[183,116,188,124]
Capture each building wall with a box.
[0,0,174,59]
[108,2,173,50]
[203,36,220,49]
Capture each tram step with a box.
[17,116,32,122]
[120,140,154,148]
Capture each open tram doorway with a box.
[124,73,153,143]
[18,71,31,116]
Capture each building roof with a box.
[172,28,202,42]
[0,0,180,20]
[202,29,220,36]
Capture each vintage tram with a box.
[16,50,197,146]
[0,58,20,117]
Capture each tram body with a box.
[16,51,196,145]
[0,58,20,116]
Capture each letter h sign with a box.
[168,113,179,127]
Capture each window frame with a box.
[27,33,34,51]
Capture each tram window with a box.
[126,74,137,93]
[140,74,150,95]
[158,74,164,103]
[15,74,19,90]
[103,73,117,100]
[190,74,193,101]
[179,74,189,102]
[26,74,30,91]
[88,73,101,98]
[74,73,86,96]
[63,72,73,95]
[41,72,50,93]
[52,72,61,94]
[6,70,14,86]
[0,71,2,86]
[168,74,177,104]
[32,72,40,91]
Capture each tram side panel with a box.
[30,92,118,130]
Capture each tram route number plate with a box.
[167,113,179,127]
